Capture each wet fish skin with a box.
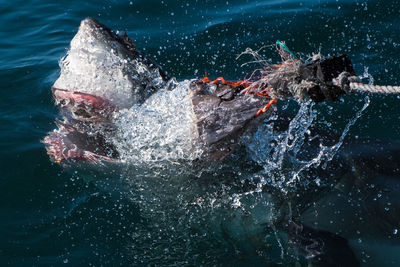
[189,80,271,160]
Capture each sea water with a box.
[2,0,400,266]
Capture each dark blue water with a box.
[1,0,400,265]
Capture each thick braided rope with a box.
[349,83,400,94]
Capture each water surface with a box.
[1,0,400,265]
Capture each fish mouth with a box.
[42,121,119,164]
[43,88,120,164]
[52,87,114,111]
[51,87,116,123]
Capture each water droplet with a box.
[393,229,398,235]
[63,259,69,264]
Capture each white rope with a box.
[349,83,400,94]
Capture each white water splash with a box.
[112,80,203,163]
[244,97,370,192]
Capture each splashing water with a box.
[112,80,203,163]
[244,96,370,193]
[52,31,373,263]
[80,64,372,265]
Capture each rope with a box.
[202,40,400,118]
[333,73,400,96]
[349,83,400,94]
[200,76,250,88]
[276,40,296,60]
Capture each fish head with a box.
[189,80,273,160]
